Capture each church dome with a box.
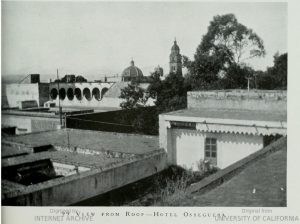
[121,60,144,81]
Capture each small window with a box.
[205,137,217,165]
[170,121,196,130]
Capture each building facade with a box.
[159,90,287,170]
[5,74,49,108]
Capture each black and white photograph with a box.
[1,0,299,223]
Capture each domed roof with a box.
[122,60,143,79]
[171,40,180,52]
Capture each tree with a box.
[119,83,148,109]
[148,71,188,113]
[75,75,87,82]
[220,64,254,89]
[256,53,287,90]
[54,74,87,83]
[198,14,265,66]
[268,52,287,89]
[184,13,265,90]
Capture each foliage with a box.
[148,71,188,113]
[54,74,87,83]
[119,82,158,135]
[219,63,254,89]
[75,75,87,82]
[119,71,188,135]
[119,83,148,109]
[256,53,287,90]
[184,13,265,91]
[198,13,265,66]
[152,165,219,206]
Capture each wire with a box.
[67,116,133,127]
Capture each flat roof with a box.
[3,129,159,155]
[162,108,286,123]
[2,150,123,169]
[1,145,29,158]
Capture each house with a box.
[159,90,287,170]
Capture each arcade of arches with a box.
[50,87,109,101]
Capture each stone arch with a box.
[50,88,58,99]
[67,88,74,100]
[74,88,82,100]
[83,88,91,101]
[59,88,66,100]
[101,87,109,99]
[92,88,101,101]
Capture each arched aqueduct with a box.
[49,82,113,107]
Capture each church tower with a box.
[169,39,182,75]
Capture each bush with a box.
[152,165,219,206]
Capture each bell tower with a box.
[169,38,182,75]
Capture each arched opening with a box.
[83,88,91,101]
[50,88,58,99]
[74,88,82,100]
[67,88,74,100]
[59,88,66,100]
[92,88,101,101]
[101,87,109,99]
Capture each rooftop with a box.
[1,145,29,158]
[180,139,287,206]
[3,129,159,155]
[2,107,94,117]
[162,108,287,123]
[2,150,124,169]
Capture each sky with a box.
[1,1,287,80]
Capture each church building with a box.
[169,39,182,74]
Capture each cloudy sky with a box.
[2,1,287,79]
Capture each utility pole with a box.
[66,114,70,149]
[57,69,63,126]
[246,77,251,93]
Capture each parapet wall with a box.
[188,90,287,112]
[2,149,167,206]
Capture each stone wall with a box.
[188,90,287,112]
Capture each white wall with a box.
[1,114,60,134]
[2,115,32,133]
[6,84,40,108]
[170,129,263,170]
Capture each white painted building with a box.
[159,90,287,170]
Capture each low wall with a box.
[2,150,167,206]
[188,90,287,112]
